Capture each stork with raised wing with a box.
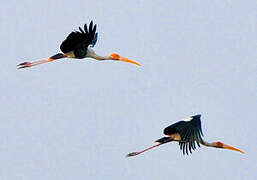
[127,114,244,157]
[17,21,140,69]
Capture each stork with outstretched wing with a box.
[127,114,244,157]
[17,21,140,69]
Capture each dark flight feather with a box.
[60,21,98,55]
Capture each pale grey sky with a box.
[1,0,256,179]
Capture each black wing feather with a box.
[60,21,98,54]
[163,114,203,155]
[84,23,88,34]
[79,27,84,34]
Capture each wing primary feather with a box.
[200,126,204,136]
[182,143,186,155]
[186,129,193,154]
[93,24,96,34]
[196,140,201,147]
[179,142,183,150]
[183,128,191,144]
[197,131,202,142]
[89,21,93,33]
[189,142,192,153]
[195,132,201,147]
[192,132,197,150]
[185,143,189,155]
[84,23,88,34]
[91,33,98,47]
[79,27,84,33]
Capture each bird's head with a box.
[215,141,244,154]
[109,53,141,66]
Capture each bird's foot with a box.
[126,152,139,157]
[17,62,32,69]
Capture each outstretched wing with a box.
[163,114,203,155]
[60,21,98,53]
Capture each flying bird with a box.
[127,114,244,157]
[17,21,140,69]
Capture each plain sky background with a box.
[1,0,256,179]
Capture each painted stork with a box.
[127,114,244,157]
[17,21,140,69]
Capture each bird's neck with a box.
[200,140,218,147]
[87,49,111,60]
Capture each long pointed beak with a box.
[223,144,245,154]
[118,57,141,66]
